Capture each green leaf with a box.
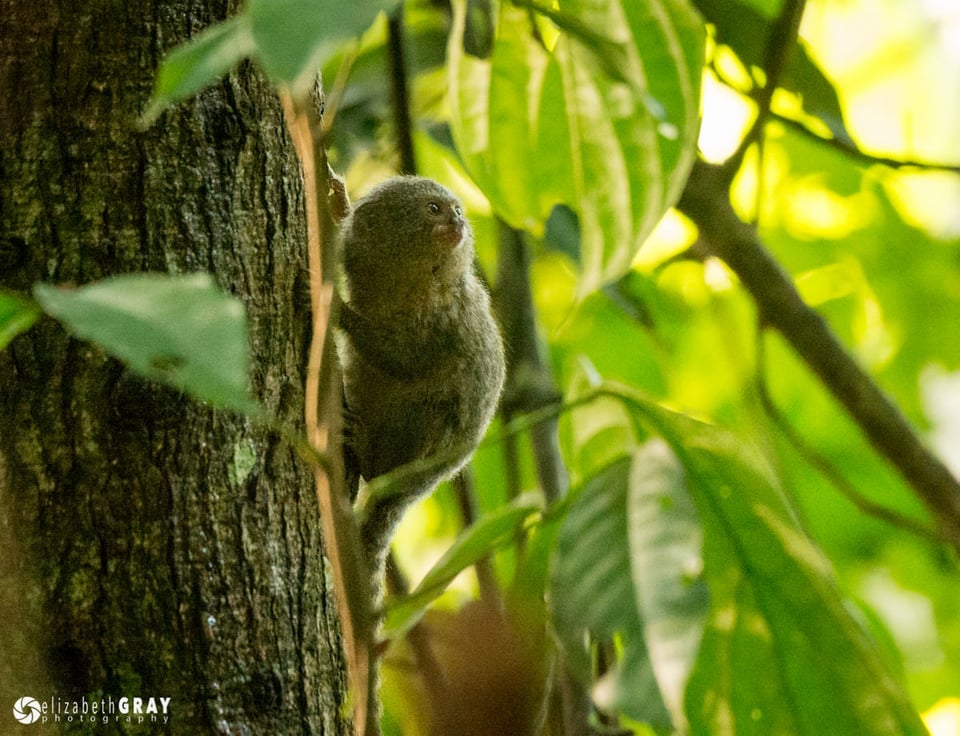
[248,0,399,95]
[383,494,542,639]
[0,292,41,350]
[549,444,708,730]
[448,0,704,295]
[141,15,255,126]
[448,1,573,234]
[562,355,638,482]
[609,386,929,735]
[551,458,638,674]
[626,440,709,725]
[34,273,257,414]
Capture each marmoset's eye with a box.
[427,202,441,215]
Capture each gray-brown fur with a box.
[337,176,505,580]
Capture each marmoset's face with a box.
[423,195,466,249]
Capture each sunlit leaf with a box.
[141,15,254,126]
[693,0,854,145]
[561,355,638,483]
[448,1,573,234]
[34,273,257,414]
[448,0,704,295]
[0,292,41,350]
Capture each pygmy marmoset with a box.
[337,176,505,579]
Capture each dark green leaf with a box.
[34,273,257,413]
[609,386,929,735]
[550,443,707,729]
[626,440,709,724]
[0,292,41,350]
[141,15,254,126]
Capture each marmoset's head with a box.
[341,176,474,299]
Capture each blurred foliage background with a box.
[318,0,960,732]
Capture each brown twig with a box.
[280,90,375,736]
[495,222,569,504]
[708,58,960,176]
[772,113,960,174]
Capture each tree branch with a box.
[723,0,807,181]
[678,159,960,553]
[494,222,569,503]
[773,113,960,174]
[387,4,417,175]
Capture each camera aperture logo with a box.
[12,694,172,727]
[13,697,41,724]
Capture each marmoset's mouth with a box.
[433,221,464,248]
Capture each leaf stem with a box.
[280,89,375,736]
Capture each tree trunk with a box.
[0,1,348,733]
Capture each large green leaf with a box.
[141,15,254,126]
[34,273,257,414]
[626,439,708,725]
[448,1,573,234]
[248,0,399,95]
[609,386,929,735]
[143,0,398,123]
[550,443,708,729]
[0,292,41,350]
[448,0,704,295]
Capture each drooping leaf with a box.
[34,273,257,414]
[608,385,930,735]
[141,15,254,126]
[0,292,41,350]
[549,443,708,730]
[143,0,400,122]
[248,0,399,95]
[448,0,705,295]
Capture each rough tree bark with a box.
[0,1,349,733]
